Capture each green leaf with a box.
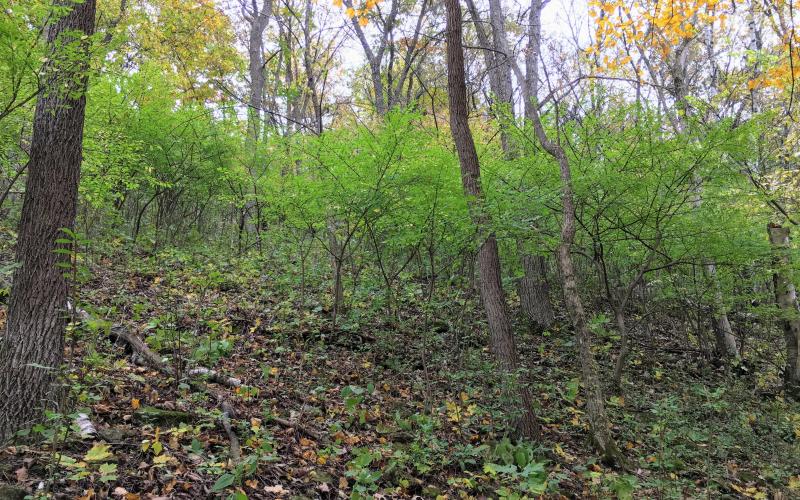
[211,473,235,492]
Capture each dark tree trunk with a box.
[0,0,96,442]
[444,0,538,440]
[767,224,800,395]
[517,253,554,330]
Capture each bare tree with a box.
[344,0,431,116]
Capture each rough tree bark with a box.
[517,253,554,329]
[767,224,800,395]
[444,0,539,440]
[0,0,96,442]
[243,0,272,143]
[526,0,625,464]
[465,0,555,329]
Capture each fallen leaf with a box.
[15,467,28,482]
[84,442,114,463]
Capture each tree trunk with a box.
[612,307,629,391]
[526,0,624,464]
[327,220,345,327]
[0,0,96,442]
[245,0,272,144]
[517,253,555,330]
[444,0,538,440]
[486,0,514,153]
[706,261,739,359]
[767,224,800,395]
[466,0,555,328]
[557,239,625,463]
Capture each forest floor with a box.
[0,247,798,499]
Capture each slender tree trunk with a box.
[612,307,629,391]
[706,261,739,359]
[467,0,555,327]
[767,224,800,395]
[0,0,96,442]
[444,0,538,440]
[327,220,345,327]
[245,0,271,144]
[486,0,514,153]
[526,0,624,464]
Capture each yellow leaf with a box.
[84,443,113,463]
[332,0,342,6]
[345,7,355,17]
[131,398,140,410]
[358,16,368,27]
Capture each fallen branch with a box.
[271,416,323,441]
[220,401,241,464]
[73,413,96,438]
[187,367,242,388]
[69,304,245,461]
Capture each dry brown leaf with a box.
[14,467,27,483]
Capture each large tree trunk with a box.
[767,224,800,395]
[444,0,538,440]
[526,0,624,464]
[245,0,272,144]
[0,0,96,442]
[517,253,554,330]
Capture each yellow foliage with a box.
[335,0,381,25]
[587,0,736,76]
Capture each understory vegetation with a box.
[1,0,800,498]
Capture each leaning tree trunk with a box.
[767,223,800,395]
[526,0,624,464]
[444,0,539,439]
[0,0,96,442]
